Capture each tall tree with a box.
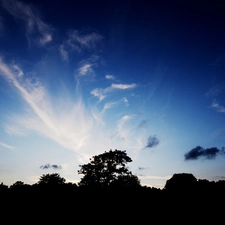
[78,149,141,188]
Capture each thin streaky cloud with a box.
[0,59,94,158]
[101,98,129,114]
[60,30,102,60]
[59,45,69,62]
[117,114,137,141]
[102,101,120,111]
[0,54,152,164]
[147,63,167,100]
[2,0,52,46]
[66,30,103,51]
[90,83,137,101]
[205,82,225,97]
[0,141,15,150]
[111,83,137,89]
[0,59,57,132]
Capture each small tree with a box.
[78,149,140,188]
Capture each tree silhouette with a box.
[38,173,66,186]
[0,182,8,192]
[164,173,197,193]
[10,181,25,189]
[78,149,140,188]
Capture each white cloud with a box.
[90,88,106,101]
[0,59,94,159]
[211,99,225,113]
[2,0,52,46]
[78,63,93,76]
[0,58,145,164]
[105,74,115,80]
[0,141,15,150]
[111,83,137,89]
[39,34,52,45]
[90,83,137,101]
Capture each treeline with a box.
[1,171,225,191]
[1,149,225,221]
[1,172,225,223]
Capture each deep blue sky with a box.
[0,0,225,188]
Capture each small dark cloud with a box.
[40,164,62,169]
[146,135,159,148]
[184,146,225,161]
[138,166,150,170]
[138,167,145,170]
[138,120,148,129]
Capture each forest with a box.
[1,149,224,223]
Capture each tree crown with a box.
[78,149,140,188]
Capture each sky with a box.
[0,0,225,189]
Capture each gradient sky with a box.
[1,0,225,189]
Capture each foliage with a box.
[164,173,197,192]
[37,173,66,186]
[78,149,141,188]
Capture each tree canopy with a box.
[78,149,141,188]
[38,173,66,186]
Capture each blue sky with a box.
[0,0,225,188]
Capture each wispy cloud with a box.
[59,29,103,61]
[0,58,94,159]
[210,99,225,113]
[0,141,15,150]
[59,45,69,62]
[91,88,106,101]
[91,83,137,101]
[147,62,167,99]
[111,83,137,89]
[2,0,52,46]
[0,57,146,163]
[77,63,93,76]
[67,30,102,50]
[116,114,137,141]
[205,82,225,97]
[105,74,115,80]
